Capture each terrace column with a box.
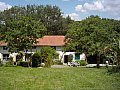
[0,53,3,61]
[23,55,25,61]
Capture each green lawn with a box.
[0,67,120,90]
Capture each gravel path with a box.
[51,65,69,68]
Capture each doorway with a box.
[64,55,68,63]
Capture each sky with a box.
[0,0,120,21]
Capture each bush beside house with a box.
[68,54,73,62]
[31,47,57,67]
[19,61,30,67]
[75,60,86,66]
[40,47,57,67]
[32,52,41,67]
[79,60,86,66]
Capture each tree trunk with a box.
[30,48,32,67]
[25,50,30,67]
[60,52,65,63]
[97,54,100,68]
[84,52,88,65]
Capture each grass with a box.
[0,67,120,90]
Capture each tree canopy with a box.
[3,15,46,52]
[0,5,73,35]
[66,15,120,57]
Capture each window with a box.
[75,53,80,60]
[3,54,9,60]
[3,46,8,50]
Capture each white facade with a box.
[0,45,86,64]
[0,36,87,64]
[0,46,10,62]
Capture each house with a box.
[0,36,86,64]
[0,41,10,64]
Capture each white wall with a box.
[27,46,62,52]
[0,45,86,63]
[56,51,76,63]
[0,46,10,62]
[56,51,86,63]
[0,53,3,61]
[80,53,86,60]
[9,53,18,62]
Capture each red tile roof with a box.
[36,36,65,46]
[0,41,7,46]
[0,36,65,46]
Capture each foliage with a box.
[16,51,24,62]
[53,60,63,65]
[19,61,30,67]
[0,60,3,67]
[3,60,15,67]
[80,60,86,66]
[40,47,57,67]
[66,15,120,67]
[0,15,46,67]
[0,5,73,36]
[37,5,64,35]
[3,15,46,52]
[108,66,120,73]
[68,54,73,62]
[32,52,41,67]
[16,60,22,66]
[104,40,120,72]
[75,60,86,66]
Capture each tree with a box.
[104,39,120,72]
[0,5,72,35]
[40,47,57,67]
[2,15,46,67]
[68,54,73,62]
[38,5,63,35]
[0,21,5,41]
[66,15,120,68]
[4,15,46,52]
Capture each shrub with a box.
[32,52,41,67]
[108,66,120,73]
[80,60,86,66]
[19,61,30,67]
[53,59,63,65]
[3,57,15,67]
[3,61,16,67]
[40,47,57,67]
[0,60,3,67]
[16,52,24,60]
[17,59,22,66]
[44,56,52,68]
[68,54,73,62]
[75,60,86,66]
